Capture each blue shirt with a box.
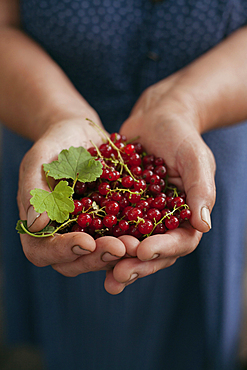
[1,1,247,369]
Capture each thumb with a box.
[177,133,216,233]
[18,141,53,232]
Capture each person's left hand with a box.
[103,76,216,295]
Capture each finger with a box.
[177,133,216,233]
[20,231,96,267]
[118,235,140,257]
[52,236,126,277]
[18,142,57,231]
[104,261,158,295]
[111,256,177,285]
[105,225,201,290]
[136,223,202,261]
[104,269,126,295]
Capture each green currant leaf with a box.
[43,146,103,182]
[16,220,29,234]
[30,181,74,223]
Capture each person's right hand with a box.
[17,114,126,276]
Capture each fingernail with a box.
[201,206,211,230]
[27,206,41,228]
[72,246,91,256]
[128,273,139,282]
[101,252,121,262]
[150,253,160,260]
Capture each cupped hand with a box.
[104,77,216,294]
[17,114,126,275]
[104,225,202,294]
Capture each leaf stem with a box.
[45,171,53,192]
[19,218,76,238]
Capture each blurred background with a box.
[0,126,246,370]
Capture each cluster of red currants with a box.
[60,133,191,240]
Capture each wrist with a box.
[170,69,221,135]
[154,71,203,134]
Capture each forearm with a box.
[168,26,247,133]
[0,26,94,141]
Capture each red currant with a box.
[149,184,161,195]
[90,192,103,204]
[142,170,153,183]
[90,217,103,230]
[131,166,142,177]
[180,208,192,221]
[105,201,120,215]
[77,213,92,228]
[75,181,87,195]
[151,195,166,210]
[71,200,83,215]
[150,174,161,185]
[154,165,167,178]
[99,143,113,157]
[112,225,126,237]
[153,223,166,234]
[128,225,142,239]
[111,192,122,202]
[128,153,141,166]
[165,216,179,230]
[118,219,129,231]
[136,200,150,212]
[124,144,135,155]
[107,170,120,181]
[103,214,117,228]
[110,132,122,143]
[133,142,143,154]
[98,182,111,195]
[147,208,162,222]
[118,196,130,209]
[122,175,134,188]
[71,224,86,232]
[134,179,147,192]
[87,147,97,156]
[138,219,154,234]
[154,157,164,166]
[80,197,93,210]
[127,207,143,221]
[171,197,185,208]
[143,155,155,167]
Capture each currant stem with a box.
[147,204,188,237]
[72,174,79,191]
[90,140,103,159]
